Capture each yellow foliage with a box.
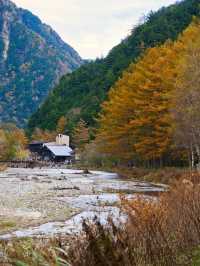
[96,20,200,163]
[56,116,67,134]
[32,128,56,142]
[17,149,30,160]
[172,19,200,165]
[0,124,28,160]
[72,119,90,153]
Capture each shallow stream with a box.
[0,168,167,239]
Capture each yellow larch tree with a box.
[96,20,200,165]
[56,116,67,134]
[173,19,200,167]
[31,128,56,142]
[97,44,178,164]
[72,119,90,153]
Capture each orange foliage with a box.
[96,20,200,164]
[32,128,56,142]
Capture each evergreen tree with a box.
[73,119,90,153]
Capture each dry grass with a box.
[0,238,72,266]
[115,167,187,184]
[0,163,7,172]
[67,173,200,266]
[0,220,16,231]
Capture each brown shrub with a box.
[68,173,200,266]
[0,163,7,172]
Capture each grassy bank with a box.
[75,163,189,185]
[114,167,189,185]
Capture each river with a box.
[0,168,167,239]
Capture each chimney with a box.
[56,134,70,146]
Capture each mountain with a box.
[0,0,83,126]
[28,0,199,133]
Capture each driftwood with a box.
[83,168,91,174]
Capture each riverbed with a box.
[0,168,167,239]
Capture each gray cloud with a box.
[13,0,176,59]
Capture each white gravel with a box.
[0,167,165,239]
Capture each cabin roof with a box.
[44,144,73,157]
[29,141,44,145]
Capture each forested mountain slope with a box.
[28,0,199,132]
[0,0,83,126]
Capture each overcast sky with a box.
[13,0,177,59]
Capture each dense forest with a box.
[96,20,200,167]
[28,0,199,133]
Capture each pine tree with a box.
[73,119,90,152]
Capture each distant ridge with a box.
[0,0,83,126]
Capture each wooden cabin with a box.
[29,135,73,162]
[42,143,73,162]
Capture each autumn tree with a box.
[31,128,56,142]
[97,44,179,165]
[0,124,28,160]
[96,20,200,166]
[0,129,8,160]
[56,116,67,134]
[173,21,200,167]
[72,119,90,153]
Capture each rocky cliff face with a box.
[0,0,83,126]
